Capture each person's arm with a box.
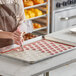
[0,30,22,45]
[0,31,13,39]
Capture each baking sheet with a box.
[45,29,76,46]
[1,36,76,64]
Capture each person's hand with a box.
[12,30,23,45]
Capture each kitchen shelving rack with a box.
[22,0,50,35]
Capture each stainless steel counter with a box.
[0,27,76,76]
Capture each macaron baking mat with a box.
[1,36,76,64]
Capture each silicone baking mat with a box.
[2,39,76,64]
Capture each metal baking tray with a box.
[1,36,76,64]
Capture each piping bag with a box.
[17,20,33,51]
[18,21,33,51]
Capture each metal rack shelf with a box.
[25,14,47,21]
[22,0,50,35]
[33,26,47,32]
[24,2,48,10]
